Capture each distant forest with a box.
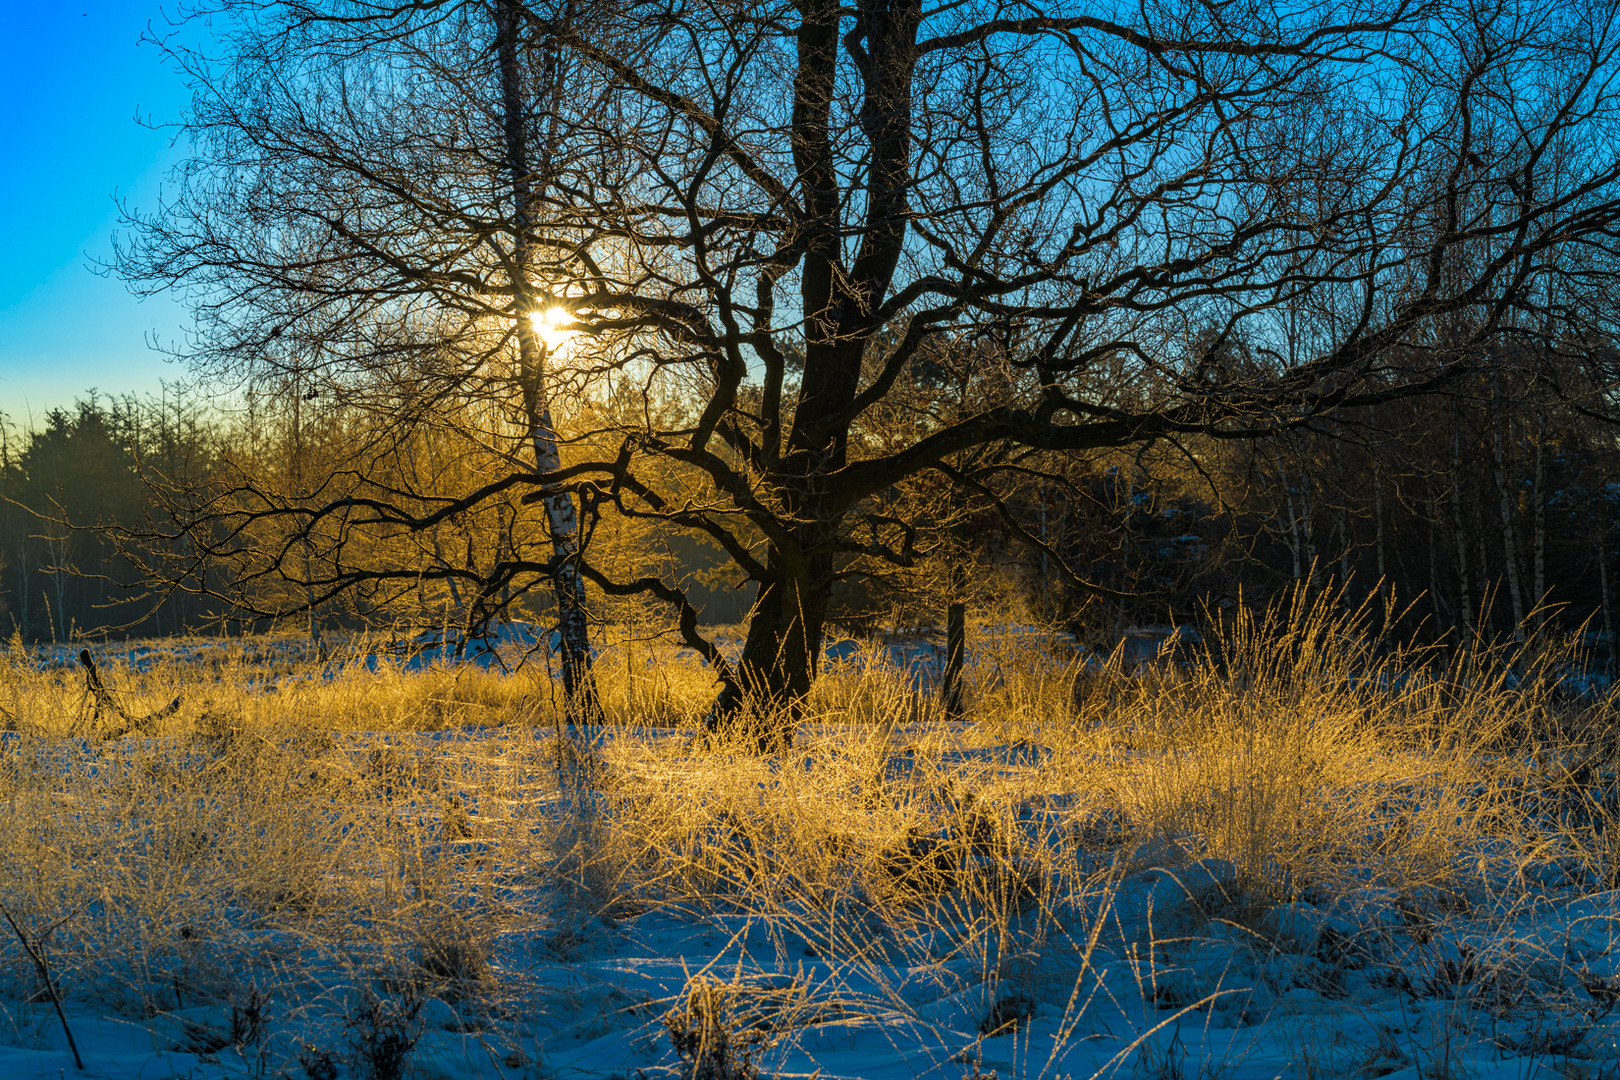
[4,370,1617,655]
[1,391,224,642]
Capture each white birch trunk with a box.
[496,0,600,724]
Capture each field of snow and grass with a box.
[2,605,1620,1080]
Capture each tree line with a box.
[1017,354,1620,654]
[4,363,1618,668]
[0,392,220,642]
[0,384,753,644]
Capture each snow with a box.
[20,623,563,681]
[3,732,1620,1080]
[395,622,559,674]
[7,631,1620,1078]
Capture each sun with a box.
[530,307,578,352]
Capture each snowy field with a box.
[1,616,1619,1080]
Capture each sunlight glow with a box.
[530,307,578,352]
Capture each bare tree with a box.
[121,0,1620,748]
[122,0,606,717]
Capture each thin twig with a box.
[0,903,84,1071]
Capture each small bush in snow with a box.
[662,977,765,1080]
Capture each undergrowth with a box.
[0,594,1613,1077]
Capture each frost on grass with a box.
[0,608,1618,1078]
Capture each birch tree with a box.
[121,0,1620,749]
[120,0,605,717]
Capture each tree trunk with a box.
[1277,453,1304,582]
[1375,456,1388,584]
[1531,403,1547,636]
[46,531,69,644]
[1333,433,1352,585]
[1038,488,1050,622]
[11,535,30,641]
[291,372,325,658]
[709,550,833,752]
[1488,385,1526,638]
[1601,538,1616,674]
[942,599,966,721]
[496,0,600,724]
[1425,486,1446,626]
[1451,405,1473,633]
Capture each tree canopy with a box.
[119,0,1620,747]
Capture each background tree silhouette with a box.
[117,0,1620,748]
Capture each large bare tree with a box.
[122,0,1620,748]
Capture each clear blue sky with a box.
[0,2,196,421]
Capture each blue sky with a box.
[0,2,196,421]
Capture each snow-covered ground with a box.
[5,844,1620,1079]
[0,727,1616,1080]
[3,628,1618,1080]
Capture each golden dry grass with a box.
[0,598,1614,1073]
